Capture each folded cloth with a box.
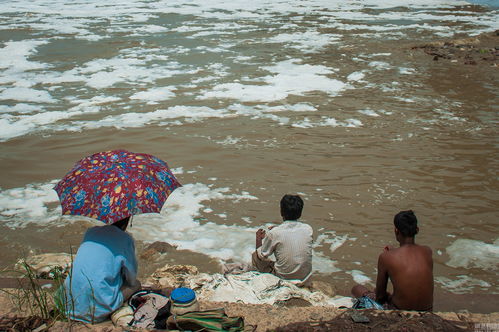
[352,296,385,310]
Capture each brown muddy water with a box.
[0,0,498,313]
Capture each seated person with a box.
[61,216,141,323]
[351,210,433,311]
[252,194,313,281]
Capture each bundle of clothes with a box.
[111,288,247,331]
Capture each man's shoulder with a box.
[407,244,432,255]
[379,244,432,260]
[418,244,433,256]
[276,221,312,232]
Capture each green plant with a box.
[0,260,54,320]
[0,251,75,326]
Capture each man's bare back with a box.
[376,243,433,311]
[352,210,434,311]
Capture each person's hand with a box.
[256,228,266,249]
[383,245,394,252]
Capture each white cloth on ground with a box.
[186,271,353,307]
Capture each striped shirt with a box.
[257,220,313,281]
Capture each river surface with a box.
[0,0,498,313]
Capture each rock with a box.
[140,241,177,260]
[145,264,199,289]
[16,253,73,279]
[145,241,177,253]
[450,37,480,46]
[139,248,160,260]
[307,281,336,297]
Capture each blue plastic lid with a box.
[170,287,196,304]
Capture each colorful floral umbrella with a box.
[54,149,181,224]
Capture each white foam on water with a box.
[132,25,169,34]
[434,109,466,122]
[229,103,316,116]
[0,0,496,143]
[0,1,494,41]
[0,87,55,104]
[69,51,194,89]
[446,238,499,271]
[0,103,40,114]
[292,117,363,129]
[399,67,416,75]
[435,275,492,294]
[347,270,373,285]
[215,136,243,146]
[198,59,346,102]
[347,71,366,82]
[315,232,349,253]
[66,95,122,109]
[358,109,380,117]
[0,96,117,141]
[0,40,49,74]
[0,109,87,142]
[226,103,324,127]
[0,181,61,228]
[129,87,176,103]
[312,232,348,273]
[231,55,256,63]
[170,167,184,174]
[368,61,391,70]
[268,30,341,53]
[66,106,231,130]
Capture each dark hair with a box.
[280,194,304,220]
[113,216,130,230]
[394,210,418,237]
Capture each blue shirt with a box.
[63,225,137,323]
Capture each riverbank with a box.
[1,253,498,331]
[1,292,498,331]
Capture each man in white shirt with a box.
[252,194,313,281]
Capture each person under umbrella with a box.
[54,150,181,323]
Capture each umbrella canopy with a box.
[54,149,181,224]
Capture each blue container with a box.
[170,287,199,314]
[170,287,196,304]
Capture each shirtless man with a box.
[352,210,433,311]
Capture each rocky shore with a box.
[412,30,498,66]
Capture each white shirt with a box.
[257,220,313,281]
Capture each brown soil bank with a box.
[1,292,498,332]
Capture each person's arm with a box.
[375,252,390,304]
[256,229,266,249]
[257,229,277,259]
[122,237,139,287]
